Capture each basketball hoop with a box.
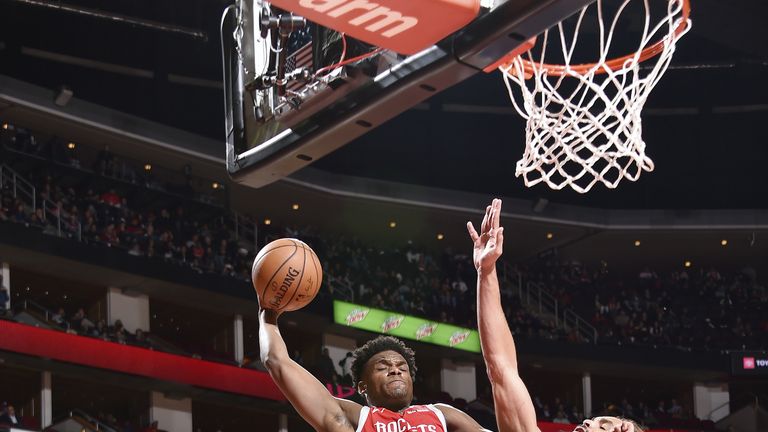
[499,0,691,193]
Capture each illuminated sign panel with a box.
[731,351,768,376]
[333,300,481,353]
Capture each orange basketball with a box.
[251,238,323,312]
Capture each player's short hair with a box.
[597,417,644,432]
[351,335,417,384]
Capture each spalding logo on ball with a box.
[251,238,323,312]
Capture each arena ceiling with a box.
[1,0,767,211]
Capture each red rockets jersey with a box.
[357,405,448,432]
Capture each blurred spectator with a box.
[112,320,128,344]
[338,351,354,386]
[51,307,66,326]
[91,319,108,339]
[0,287,9,315]
[317,348,337,383]
[668,398,683,417]
[0,404,21,427]
[464,389,496,430]
[72,307,95,332]
[552,410,570,424]
[133,328,149,348]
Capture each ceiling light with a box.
[684,260,692,268]
[437,233,444,240]
[264,218,272,225]
[2,123,9,130]
[720,239,728,246]
[634,240,641,247]
[389,221,396,228]
[546,232,553,240]
[144,164,152,171]
[291,203,300,210]
[212,182,220,189]
[67,142,76,150]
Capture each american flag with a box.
[285,42,313,92]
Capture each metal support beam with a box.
[6,0,207,40]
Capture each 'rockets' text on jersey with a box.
[356,405,448,432]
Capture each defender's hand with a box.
[467,198,504,273]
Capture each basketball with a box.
[251,238,323,312]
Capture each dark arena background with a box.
[1,1,767,432]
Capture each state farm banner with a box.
[333,300,481,353]
[266,0,480,55]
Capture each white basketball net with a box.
[501,0,691,193]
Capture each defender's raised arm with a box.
[468,199,540,432]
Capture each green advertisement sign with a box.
[333,300,481,353]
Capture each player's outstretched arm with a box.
[468,199,540,432]
[259,309,360,432]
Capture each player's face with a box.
[360,350,414,411]
[573,417,635,432]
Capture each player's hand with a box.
[259,307,282,324]
[467,198,504,273]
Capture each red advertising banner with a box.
[0,320,285,401]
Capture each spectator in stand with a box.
[51,307,66,327]
[71,307,95,333]
[338,351,354,386]
[112,319,128,344]
[464,389,496,430]
[100,189,122,208]
[667,398,683,418]
[0,405,21,427]
[568,406,582,424]
[91,319,108,339]
[316,347,336,383]
[102,223,120,247]
[132,328,149,347]
[620,398,634,418]
[11,202,30,225]
[552,410,570,424]
[0,287,9,315]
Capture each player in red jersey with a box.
[259,310,492,432]
[468,198,643,432]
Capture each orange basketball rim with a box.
[506,0,692,76]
